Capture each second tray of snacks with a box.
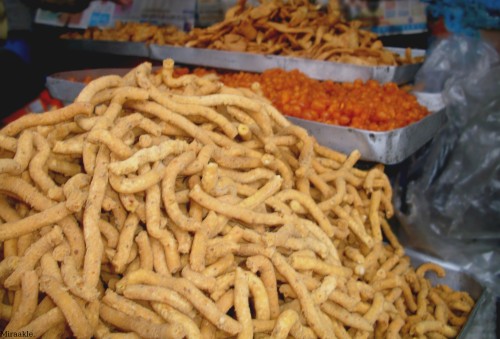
[46,66,445,164]
[404,248,486,339]
[60,0,425,84]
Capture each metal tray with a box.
[405,248,486,339]
[288,92,447,164]
[46,69,444,164]
[59,39,424,84]
[59,39,150,58]
[150,44,424,84]
[287,112,447,165]
[46,68,129,104]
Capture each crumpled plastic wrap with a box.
[395,35,499,338]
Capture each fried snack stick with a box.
[18,306,65,337]
[1,103,93,137]
[181,265,216,292]
[122,284,195,317]
[274,189,335,238]
[109,139,190,175]
[40,275,93,339]
[151,302,201,339]
[150,86,238,139]
[0,256,20,284]
[135,231,154,271]
[75,75,123,103]
[112,213,140,273]
[246,255,280,319]
[0,130,33,175]
[0,202,72,241]
[234,267,253,339]
[162,151,201,232]
[61,255,99,302]
[82,146,109,290]
[210,270,270,320]
[0,172,86,267]
[30,132,64,201]
[271,251,334,338]
[87,129,133,159]
[144,161,181,273]
[100,303,185,339]
[4,226,63,288]
[189,184,284,226]
[115,269,242,335]
[0,134,17,152]
[4,270,38,331]
[126,100,214,145]
[270,309,310,339]
[102,289,164,324]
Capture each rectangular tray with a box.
[59,39,424,84]
[46,68,129,104]
[59,39,150,58]
[46,69,444,164]
[288,92,446,164]
[405,248,487,339]
[287,113,447,165]
[150,44,425,84]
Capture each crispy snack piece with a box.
[0,59,472,339]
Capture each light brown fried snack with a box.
[100,303,184,339]
[234,267,253,339]
[82,146,109,290]
[39,275,93,339]
[271,251,334,338]
[4,270,38,331]
[1,103,93,137]
[0,58,473,339]
[0,130,33,175]
[4,226,63,288]
[123,284,195,317]
[0,202,70,241]
[116,269,242,335]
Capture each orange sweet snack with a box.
[211,68,429,131]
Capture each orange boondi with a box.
[220,69,430,131]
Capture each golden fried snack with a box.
[61,21,188,46]
[61,2,422,68]
[0,59,472,339]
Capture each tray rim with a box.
[59,38,425,84]
[404,247,488,339]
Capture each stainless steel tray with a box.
[288,92,447,164]
[150,44,424,84]
[405,248,487,339]
[59,39,150,58]
[59,39,424,84]
[46,68,129,104]
[46,69,444,164]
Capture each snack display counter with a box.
[0,0,493,337]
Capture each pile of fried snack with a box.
[0,59,473,338]
[61,21,188,46]
[61,0,421,66]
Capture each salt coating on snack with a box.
[0,58,474,338]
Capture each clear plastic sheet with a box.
[395,35,500,338]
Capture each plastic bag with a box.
[395,35,499,337]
